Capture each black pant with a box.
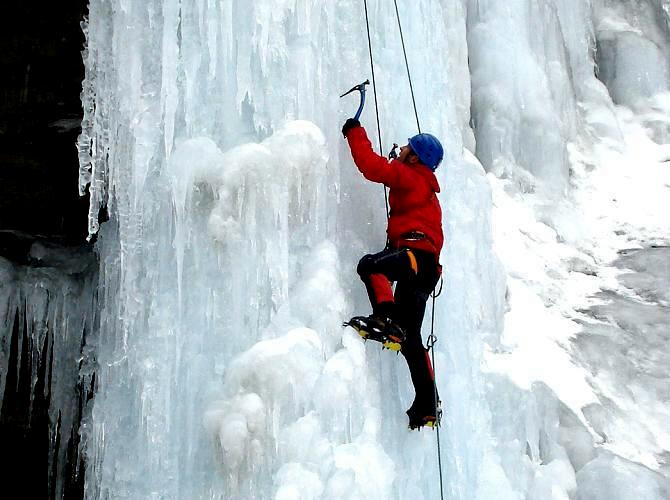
[357,247,441,411]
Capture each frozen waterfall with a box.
[5,0,669,498]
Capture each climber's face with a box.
[398,144,419,164]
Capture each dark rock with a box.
[0,1,90,244]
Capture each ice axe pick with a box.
[340,79,370,121]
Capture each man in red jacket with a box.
[342,118,444,429]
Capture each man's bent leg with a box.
[357,249,414,317]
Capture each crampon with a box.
[343,315,405,352]
[408,401,443,430]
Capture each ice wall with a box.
[78,1,488,498]
[593,0,670,144]
[594,0,670,108]
[0,237,96,498]
[468,0,580,196]
[77,0,670,498]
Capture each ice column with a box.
[467,0,580,196]
[0,242,96,499]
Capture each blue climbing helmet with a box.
[408,133,444,171]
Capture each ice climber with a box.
[341,117,444,430]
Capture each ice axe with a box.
[340,79,370,121]
[388,143,399,160]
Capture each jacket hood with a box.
[414,163,440,193]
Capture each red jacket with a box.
[346,126,443,256]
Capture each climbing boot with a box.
[343,315,405,351]
[407,400,442,430]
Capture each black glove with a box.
[342,118,360,138]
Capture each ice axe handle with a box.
[354,91,366,121]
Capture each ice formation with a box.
[0,237,97,499]
[3,0,670,498]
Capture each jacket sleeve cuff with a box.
[346,125,366,142]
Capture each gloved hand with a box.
[341,118,360,138]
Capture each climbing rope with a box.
[428,289,445,500]
[393,0,421,134]
[362,4,444,496]
[363,0,390,216]
[391,2,445,494]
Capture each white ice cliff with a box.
[2,0,670,498]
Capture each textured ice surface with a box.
[467,0,579,196]
[0,239,97,498]
[594,0,670,108]
[72,0,670,498]
[576,451,670,500]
